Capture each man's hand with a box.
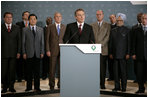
[46,51,51,57]
[40,54,44,58]
[109,54,113,59]
[16,53,20,59]
[23,54,27,60]
[132,55,136,60]
[126,54,130,60]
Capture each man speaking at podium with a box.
[63,8,95,44]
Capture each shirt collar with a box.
[55,22,61,29]
[141,24,147,28]
[5,23,12,29]
[24,20,29,25]
[112,23,116,25]
[77,21,84,29]
[98,20,103,26]
[30,25,37,31]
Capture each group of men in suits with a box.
[1,8,147,94]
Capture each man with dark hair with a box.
[16,11,30,82]
[22,14,44,92]
[63,8,95,43]
[107,14,117,81]
[1,12,21,93]
[16,11,30,28]
[42,17,53,80]
[132,14,147,93]
[130,13,143,83]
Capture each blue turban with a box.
[116,13,127,21]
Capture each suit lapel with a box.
[11,24,15,32]
[2,23,8,32]
[54,23,59,37]
[59,24,64,37]
[74,22,79,35]
[81,23,87,34]
[28,26,34,38]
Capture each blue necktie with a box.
[57,24,60,36]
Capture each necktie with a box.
[98,22,100,31]
[25,21,28,27]
[57,24,60,36]
[79,24,82,35]
[8,25,10,32]
[144,27,147,35]
[32,27,35,37]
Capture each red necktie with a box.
[8,25,10,32]
[25,21,28,27]
[79,24,82,35]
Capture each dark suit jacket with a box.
[1,23,21,58]
[132,26,147,60]
[16,21,25,53]
[111,24,117,29]
[63,22,95,44]
[46,23,66,57]
[109,26,130,59]
[22,26,44,58]
[16,21,25,29]
[130,23,141,53]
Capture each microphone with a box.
[90,40,95,44]
[65,31,78,44]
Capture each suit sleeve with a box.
[63,24,70,43]
[127,29,131,55]
[40,28,44,54]
[17,26,21,54]
[108,30,113,55]
[89,26,95,43]
[22,28,26,54]
[46,26,51,52]
[131,28,137,55]
[101,24,111,46]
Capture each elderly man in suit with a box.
[91,10,111,89]
[109,13,130,92]
[132,14,147,93]
[16,11,30,82]
[22,14,44,92]
[1,12,21,93]
[63,8,95,43]
[46,12,66,91]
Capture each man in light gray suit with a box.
[22,14,44,92]
[91,10,111,89]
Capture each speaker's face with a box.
[75,11,85,23]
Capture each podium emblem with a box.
[91,45,96,51]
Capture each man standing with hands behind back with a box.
[46,12,66,91]
[22,14,44,92]
[63,8,95,43]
